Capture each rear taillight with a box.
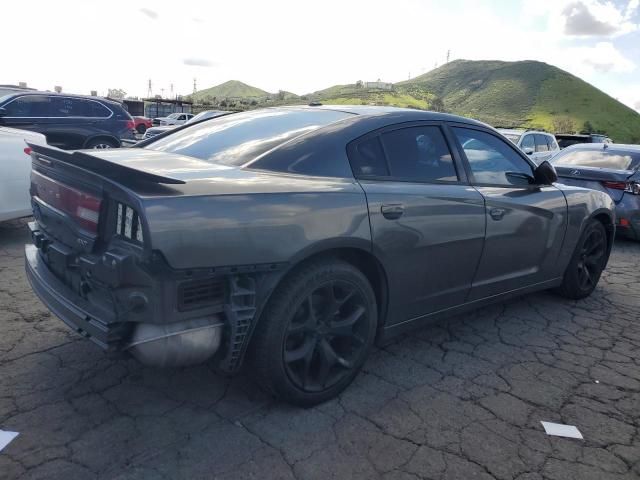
[126,120,135,130]
[602,181,640,195]
[24,147,32,155]
[32,171,102,233]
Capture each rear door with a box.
[348,122,486,324]
[450,125,567,300]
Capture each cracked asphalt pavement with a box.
[1,218,639,480]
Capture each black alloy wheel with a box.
[250,259,377,406]
[283,281,370,393]
[576,227,606,291]
[556,219,608,299]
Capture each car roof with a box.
[560,143,640,153]
[277,104,491,128]
[0,91,122,106]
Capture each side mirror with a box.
[534,160,558,185]
[523,147,534,155]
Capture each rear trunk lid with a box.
[554,165,635,203]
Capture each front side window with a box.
[453,127,534,186]
[3,95,51,117]
[379,126,458,182]
[535,134,550,152]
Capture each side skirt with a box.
[378,277,563,343]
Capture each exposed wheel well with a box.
[287,248,389,333]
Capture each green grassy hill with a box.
[400,60,640,142]
[186,61,640,142]
[190,80,270,102]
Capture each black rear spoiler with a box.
[27,143,186,185]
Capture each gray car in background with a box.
[551,143,640,240]
[498,129,560,164]
[24,106,614,406]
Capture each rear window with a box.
[146,109,352,166]
[552,149,640,171]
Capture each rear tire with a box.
[556,219,608,299]
[250,259,377,407]
[136,124,147,134]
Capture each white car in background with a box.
[0,127,45,222]
[498,129,560,164]
[154,112,194,126]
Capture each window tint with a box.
[147,108,353,166]
[535,134,550,152]
[453,127,534,186]
[88,101,111,118]
[50,97,90,116]
[380,126,458,182]
[551,149,640,170]
[520,134,535,150]
[350,136,389,177]
[3,95,51,117]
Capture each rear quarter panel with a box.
[141,181,371,270]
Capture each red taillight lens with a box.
[32,171,102,233]
[24,147,33,155]
[126,120,135,130]
[602,180,640,194]
[602,181,627,190]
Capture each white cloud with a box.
[570,42,636,73]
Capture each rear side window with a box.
[380,126,458,182]
[350,136,389,177]
[534,134,550,152]
[146,109,353,166]
[552,149,640,170]
[3,95,51,117]
[89,101,112,118]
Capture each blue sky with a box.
[2,0,639,111]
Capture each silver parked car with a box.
[551,143,640,240]
[144,110,229,139]
[498,129,560,164]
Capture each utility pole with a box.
[193,78,197,95]
[147,79,152,97]
[446,50,451,63]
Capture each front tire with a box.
[556,219,608,299]
[250,259,377,406]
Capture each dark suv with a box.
[0,92,136,149]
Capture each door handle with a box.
[381,204,404,220]
[489,208,506,221]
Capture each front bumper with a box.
[25,244,128,350]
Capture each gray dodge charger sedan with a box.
[24,106,615,405]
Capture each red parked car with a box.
[132,116,152,134]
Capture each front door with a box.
[348,123,486,324]
[450,126,567,301]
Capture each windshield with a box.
[503,133,521,144]
[552,149,640,171]
[146,108,353,166]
